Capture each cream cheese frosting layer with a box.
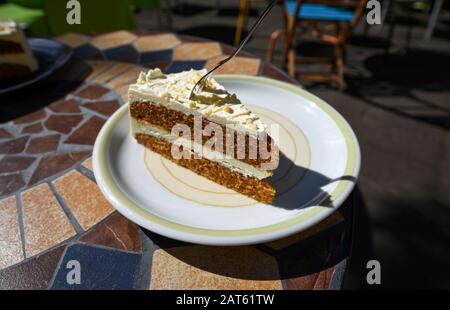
[128,68,267,137]
[130,117,272,180]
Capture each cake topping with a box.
[0,20,16,35]
[129,69,267,134]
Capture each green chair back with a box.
[7,0,44,9]
[0,3,49,36]
[42,0,136,36]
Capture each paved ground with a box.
[135,0,450,289]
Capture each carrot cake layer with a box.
[135,133,276,204]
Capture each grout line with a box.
[47,245,70,290]
[134,229,157,290]
[48,182,84,235]
[76,164,96,183]
[15,192,27,260]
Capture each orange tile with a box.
[206,55,261,75]
[82,158,93,171]
[85,61,116,81]
[53,170,113,231]
[90,31,137,50]
[266,211,344,250]
[133,34,181,52]
[0,196,24,269]
[22,184,76,257]
[150,246,282,290]
[173,42,222,61]
[105,66,141,89]
[56,33,91,48]
[93,63,135,84]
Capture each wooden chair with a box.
[234,0,270,46]
[267,0,366,90]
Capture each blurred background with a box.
[1,0,449,289]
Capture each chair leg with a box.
[283,16,296,69]
[234,0,249,46]
[288,48,296,78]
[335,45,345,91]
[267,29,285,62]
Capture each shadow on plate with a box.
[270,151,356,210]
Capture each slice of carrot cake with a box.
[128,69,278,204]
[0,20,38,79]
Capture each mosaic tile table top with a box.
[0,32,354,290]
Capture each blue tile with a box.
[140,49,173,64]
[74,44,103,59]
[50,243,141,290]
[166,61,206,73]
[103,45,139,63]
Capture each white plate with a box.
[93,75,360,245]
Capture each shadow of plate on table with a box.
[142,227,348,282]
[140,151,355,283]
[0,59,92,123]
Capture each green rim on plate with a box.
[95,75,360,237]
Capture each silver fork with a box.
[189,0,278,100]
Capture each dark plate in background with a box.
[0,38,73,95]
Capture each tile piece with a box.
[49,99,81,114]
[150,246,282,290]
[140,49,173,64]
[0,128,13,139]
[0,196,23,269]
[90,31,137,50]
[83,100,120,117]
[44,115,83,134]
[53,170,113,231]
[143,61,170,72]
[84,61,115,81]
[74,85,110,100]
[13,109,47,124]
[80,212,141,253]
[206,55,261,75]
[312,266,335,290]
[92,63,134,84]
[81,157,93,170]
[105,67,141,89]
[26,134,60,154]
[0,136,30,154]
[134,34,181,52]
[74,43,103,60]
[22,184,76,257]
[50,243,140,290]
[104,45,139,63]
[64,116,105,145]
[28,151,90,185]
[173,42,222,61]
[166,61,206,74]
[266,211,344,250]
[56,33,91,48]
[0,155,36,174]
[0,174,25,196]
[280,238,332,290]
[0,245,65,289]
[21,123,43,134]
